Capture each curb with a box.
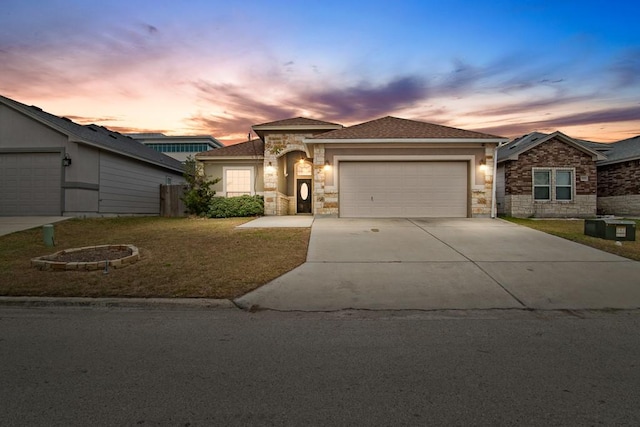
[0,296,238,310]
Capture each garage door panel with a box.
[340,161,468,218]
[0,153,61,216]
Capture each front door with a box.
[296,179,312,214]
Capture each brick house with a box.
[496,131,605,218]
[595,135,640,216]
[197,116,507,218]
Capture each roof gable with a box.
[311,116,505,140]
[498,131,606,162]
[253,117,342,128]
[0,94,184,172]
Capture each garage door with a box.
[339,161,468,218]
[0,152,62,215]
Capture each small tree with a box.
[181,156,220,216]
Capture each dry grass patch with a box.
[504,217,640,261]
[0,217,310,298]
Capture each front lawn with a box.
[0,217,310,299]
[504,217,640,261]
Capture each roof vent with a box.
[29,105,43,111]
[62,117,72,122]
[108,134,117,139]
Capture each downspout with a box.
[491,145,499,219]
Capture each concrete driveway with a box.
[235,218,640,311]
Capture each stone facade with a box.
[263,132,312,216]
[598,195,640,216]
[505,194,597,218]
[597,159,640,215]
[471,145,495,217]
[502,137,597,217]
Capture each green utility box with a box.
[584,219,636,241]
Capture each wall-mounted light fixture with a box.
[62,153,72,167]
[266,161,275,173]
[299,156,305,165]
[479,158,487,171]
[323,160,331,171]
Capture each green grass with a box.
[503,217,640,261]
[0,217,310,299]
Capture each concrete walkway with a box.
[235,218,640,311]
[237,216,314,228]
[0,217,72,237]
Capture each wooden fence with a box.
[160,184,187,217]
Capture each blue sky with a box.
[1,0,638,143]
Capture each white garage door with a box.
[0,152,62,215]
[339,161,468,218]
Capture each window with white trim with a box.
[533,168,574,201]
[533,170,551,201]
[224,168,253,197]
[555,170,573,201]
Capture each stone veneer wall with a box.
[597,160,640,215]
[263,132,312,215]
[471,145,495,217]
[312,144,339,216]
[503,137,597,218]
[506,194,597,218]
[598,196,640,216]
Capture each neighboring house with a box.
[0,94,184,217]
[128,133,224,163]
[595,135,640,216]
[197,116,506,218]
[496,131,606,218]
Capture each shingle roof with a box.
[498,131,605,162]
[0,94,184,172]
[196,139,264,158]
[252,117,342,128]
[311,116,505,140]
[598,135,640,165]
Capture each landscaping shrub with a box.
[182,156,220,216]
[208,195,264,218]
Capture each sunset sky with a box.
[1,0,639,144]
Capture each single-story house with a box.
[197,116,507,218]
[0,94,185,216]
[594,135,640,216]
[496,131,606,218]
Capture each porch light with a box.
[266,161,275,173]
[323,160,331,171]
[479,158,487,172]
[62,153,72,167]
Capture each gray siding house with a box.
[0,94,185,216]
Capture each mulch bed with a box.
[50,247,133,263]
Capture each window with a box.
[533,168,574,201]
[533,170,550,201]
[225,168,253,197]
[555,170,573,200]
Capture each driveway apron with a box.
[235,218,640,311]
